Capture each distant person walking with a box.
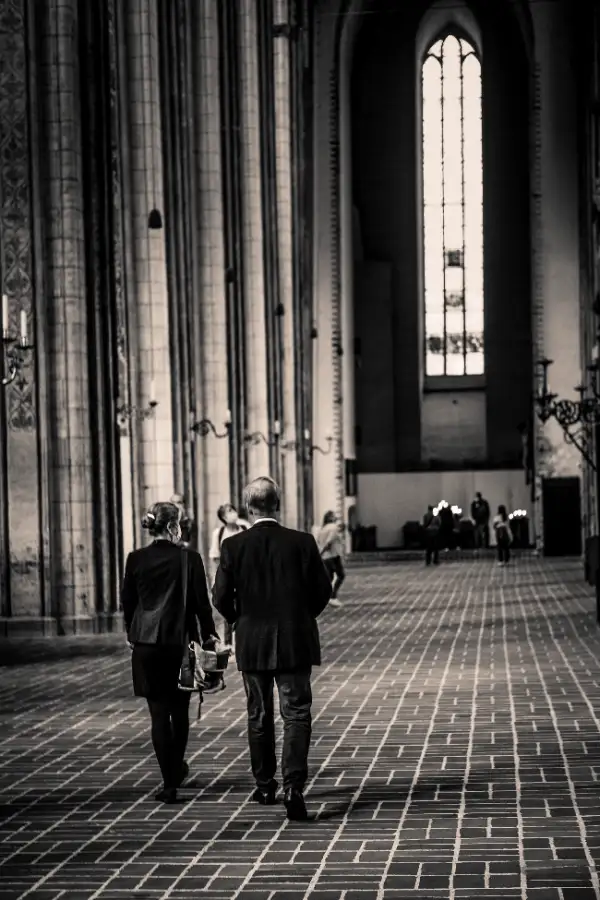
[170,493,198,550]
[438,503,455,551]
[316,510,346,607]
[213,476,332,821]
[493,504,513,566]
[422,505,441,566]
[209,503,249,644]
[471,492,490,549]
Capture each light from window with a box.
[422,34,483,377]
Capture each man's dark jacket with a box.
[212,521,332,671]
[471,498,490,525]
[122,540,216,646]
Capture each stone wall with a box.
[0,0,314,633]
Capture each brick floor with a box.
[1,558,600,899]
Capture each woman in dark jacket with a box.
[121,501,218,803]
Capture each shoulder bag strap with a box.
[181,548,189,641]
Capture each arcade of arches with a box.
[0,0,598,633]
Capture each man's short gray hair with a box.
[243,476,281,515]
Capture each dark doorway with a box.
[542,477,582,557]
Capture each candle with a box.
[20,310,27,344]
[2,294,8,334]
[224,408,232,425]
[273,420,281,436]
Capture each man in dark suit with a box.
[471,491,491,549]
[213,476,332,821]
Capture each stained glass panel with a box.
[446,352,464,376]
[422,34,484,377]
[427,352,445,375]
[446,310,463,336]
[425,308,444,336]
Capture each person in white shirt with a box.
[209,504,249,641]
[316,511,345,607]
[492,505,513,566]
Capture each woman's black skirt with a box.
[131,643,184,700]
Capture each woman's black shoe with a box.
[155,787,177,803]
[284,788,308,821]
[251,787,277,805]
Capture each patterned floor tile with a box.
[1,559,600,898]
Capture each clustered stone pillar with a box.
[239,0,271,480]
[273,0,300,528]
[125,0,174,505]
[42,0,97,626]
[193,0,232,539]
[311,7,339,527]
[339,11,360,550]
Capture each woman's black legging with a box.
[147,692,191,788]
[497,537,510,564]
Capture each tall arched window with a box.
[422,34,483,377]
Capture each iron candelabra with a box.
[534,357,600,470]
[2,295,33,387]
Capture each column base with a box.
[0,612,125,637]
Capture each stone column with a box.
[0,0,44,628]
[339,8,361,551]
[125,0,174,509]
[312,5,340,527]
[41,0,96,626]
[239,0,270,479]
[530,2,582,548]
[273,0,299,527]
[193,0,231,551]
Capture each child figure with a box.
[317,510,345,608]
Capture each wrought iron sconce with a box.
[534,357,600,470]
[244,431,276,447]
[243,421,334,457]
[244,419,280,447]
[311,434,334,456]
[278,424,334,457]
[190,409,231,439]
[117,394,158,428]
[2,295,34,387]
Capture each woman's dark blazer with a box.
[122,539,216,646]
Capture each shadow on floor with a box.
[0,636,126,667]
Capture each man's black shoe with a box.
[284,788,308,821]
[202,672,226,694]
[251,787,277,805]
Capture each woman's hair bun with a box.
[141,503,179,536]
[141,512,156,531]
